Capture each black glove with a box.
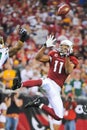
[19,28,29,42]
[82,104,87,113]
[12,77,21,90]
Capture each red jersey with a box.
[47,50,78,87]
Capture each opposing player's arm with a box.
[9,28,29,57]
[65,57,75,74]
[35,46,50,62]
[9,40,23,57]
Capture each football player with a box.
[12,35,78,121]
[0,27,29,69]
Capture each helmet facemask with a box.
[0,36,4,49]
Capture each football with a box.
[57,3,70,16]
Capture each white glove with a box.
[45,35,56,48]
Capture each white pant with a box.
[41,78,64,119]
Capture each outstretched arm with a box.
[9,40,23,57]
[35,46,50,62]
[9,28,29,57]
[35,35,56,62]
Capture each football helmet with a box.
[0,36,4,48]
[58,39,73,56]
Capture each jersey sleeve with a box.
[48,50,56,57]
[70,56,79,68]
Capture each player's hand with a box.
[12,77,22,90]
[45,35,56,48]
[19,28,29,42]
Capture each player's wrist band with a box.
[43,43,46,47]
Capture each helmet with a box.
[59,39,73,56]
[0,36,4,48]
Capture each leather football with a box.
[57,3,70,16]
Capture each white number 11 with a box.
[53,60,63,74]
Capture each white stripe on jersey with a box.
[0,47,9,69]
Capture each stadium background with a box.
[16,96,87,130]
[0,0,87,130]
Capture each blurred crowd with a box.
[0,0,87,98]
[0,0,87,129]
